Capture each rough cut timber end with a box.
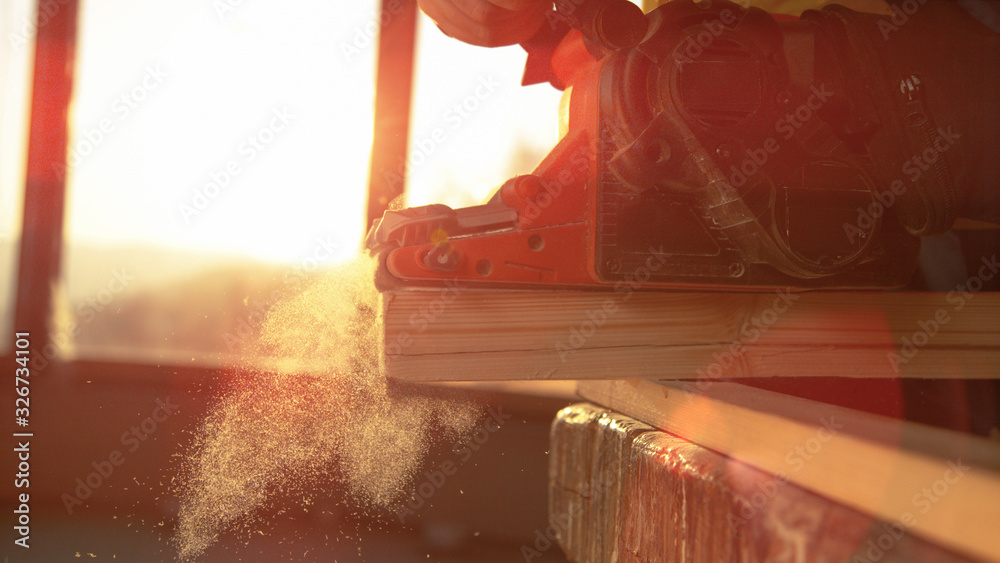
[547,403,976,563]
[577,379,1000,562]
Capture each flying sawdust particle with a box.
[173,256,481,560]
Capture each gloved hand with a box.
[417,0,551,46]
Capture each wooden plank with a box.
[576,379,1000,562]
[549,403,975,562]
[381,288,1000,381]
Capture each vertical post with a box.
[365,0,418,233]
[14,0,79,349]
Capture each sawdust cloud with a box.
[173,256,482,560]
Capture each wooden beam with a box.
[550,402,975,562]
[381,288,1000,381]
[577,379,1000,562]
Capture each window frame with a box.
[8,0,419,372]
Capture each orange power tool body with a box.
[366,0,997,291]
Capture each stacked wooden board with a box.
[381,288,1000,382]
[549,401,990,562]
